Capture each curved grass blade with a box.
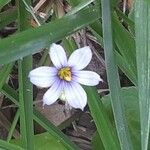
[101,0,133,149]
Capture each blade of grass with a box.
[115,8,134,28]
[1,84,19,105]
[101,0,133,149]
[135,1,150,150]
[89,22,137,85]
[0,4,100,64]
[0,0,11,10]
[17,0,34,149]
[33,109,80,150]
[112,15,137,77]
[7,109,20,142]
[0,63,13,89]
[86,87,120,150]
[66,0,94,16]
[0,8,17,29]
[0,139,24,150]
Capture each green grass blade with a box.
[0,4,100,64]
[0,8,17,29]
[1,84,19,105]
[86,87,120,150]
[33,109,80,150]
[112,15,137,77]
[0,139,24,150]
[0,64,13,89]
[17,0,34,149]
[0,0,11,10]
[135,1,150,150]
[7,110,20,142]
[101,0,133,149]
[18,57,34,150]
[66,0,94,15]
[90,22,137,85]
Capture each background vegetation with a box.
[0,0,149,150]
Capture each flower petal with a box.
[68,46,92,70]
[49,43,67,69]
[64,82,87,110]
[73,71,102,86]
[29,66,58,88]
[43,79,63,105]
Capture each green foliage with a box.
[0,4,99,64]
[0,0,11,10]
[92,87,141,150]
[102,87,141,150]
[101,0,133,149]
[135,1,150,150]
[0,0,149,149]
[12,132,67,150]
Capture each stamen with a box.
[58,67,71,81]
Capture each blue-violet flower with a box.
[29,43,102,110]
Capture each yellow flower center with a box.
[58,67,71,81]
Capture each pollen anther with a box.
[58,67,71,81]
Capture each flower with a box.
[29,43,102,110]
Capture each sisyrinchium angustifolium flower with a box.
[29,43,102,110]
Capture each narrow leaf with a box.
[135,1,150,150]
[17,0,34,149]
[101,0,133,149]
